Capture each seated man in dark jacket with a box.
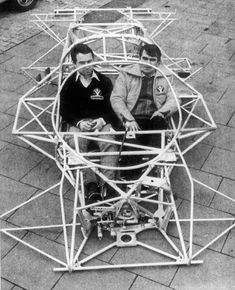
[60,43,118,201]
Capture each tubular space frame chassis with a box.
[22,7,195,84]
[1,8,234,272]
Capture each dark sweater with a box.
[60,71,117,127]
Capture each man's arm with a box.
[110,71,135,123]
[60,78,82,127]
[99,75,114,125]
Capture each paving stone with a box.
[4,42,48,60]
[1,278,14,290]
[56,223,118,263]
[8,191,73,240]
[222,19,235,36]
[171,247,235,290]
[222,228,235,258]
[228,113,235,127]
[208,68,232,85]
[190,13,217,27]
[18,103,55,133]
[1,232,64,290]
[185,6,211,17]
[207,58,235,76]
[193,81,227,103]
[185,52,213,69]
[21,158,70,195]
[0,52,14,64]
[0,71,29,92]
[63,185,75,201]
[53,259,136,290]
[202,147,235,179]
[130,276,173,290]
[182,25,205,42]
[35,46,63,67]
[209,75,235,100]
[167,200,233,252]
[32,139,56,157]
[165,27,191,42]
[0,0,110,52]
[219,86,235,107]
[171,167,222,206]
[201,102,234,125]
[210,178,235,215]
[202,124,235,151]
[200,35,229,56]
[12,286,25,290]
[0,144,44,180]
[0,122,31,149]
[6,98,47,121]
[182,142,212,170]
[0,89,21,113]
[25,34,57,49]
[110,231,183,285]
[225,38,235,58]
[1,220,27,259]
[0,175,37,217]
[217,2,235,19]
[0,139,7,150]
[205,20,226,37]
[176,98,214,128]
[0,55,36,74]
[14,79,35,95]
[0,113,14,131]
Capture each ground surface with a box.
[0,0,234,289]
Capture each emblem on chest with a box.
[90,88,104,100]
[156,85,165,93]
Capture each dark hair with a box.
[71,43,94,64]
[139,44,161,62]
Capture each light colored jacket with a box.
[110,63,179,122]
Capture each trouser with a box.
[68,124,118,187]
[132,115,168,148]
[120,116,168,177]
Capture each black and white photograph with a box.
[0,0,234,289]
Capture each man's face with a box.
[139,50,159,76]
[75,52,94,78]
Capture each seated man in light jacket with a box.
[110,44,179,175]
[111,43,178,146]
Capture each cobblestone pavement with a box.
[0,0,235,289]
[0,0,110,52]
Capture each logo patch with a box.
[156,85,165,93]
[90,88,104,100]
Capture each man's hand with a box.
[125,120,139,131]
[91,118,106,131]
[79,120,93,131]
[150,111,165,120]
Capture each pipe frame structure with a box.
[1,7,234,273]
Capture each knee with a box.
[150,116,168,129]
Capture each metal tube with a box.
[54,259,203,272]
[2,230,67,267]
[0,183,60,218]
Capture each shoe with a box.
[101,184,119,200]
[85,182,101,205]
[86,191,101,205]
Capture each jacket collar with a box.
[122,63,172,78]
